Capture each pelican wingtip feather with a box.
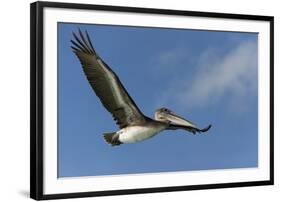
[71,29,96,55]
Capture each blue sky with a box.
[58,23,258,177]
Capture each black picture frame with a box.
[30,1,274,200]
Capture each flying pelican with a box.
[71,29,211,146]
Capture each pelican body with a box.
[71,30,211,146]
[115,122,167,144]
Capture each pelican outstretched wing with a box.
[168,124,212,134]
[71,29,146,129]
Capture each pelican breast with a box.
[118,124,167,143]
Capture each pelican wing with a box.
[71,30,146,129]
[168,124,212,134]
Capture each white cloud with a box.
[157,40,258,111]
[157,47,190,66]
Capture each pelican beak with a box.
[163,111,197,128]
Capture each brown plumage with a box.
[71,29,146,129]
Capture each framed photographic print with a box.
[30,1,274,200]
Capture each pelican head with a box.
[154,107,197,128]
[155,108,173,123]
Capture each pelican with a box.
[71,29,211,146]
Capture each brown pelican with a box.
[71,29,211,146]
